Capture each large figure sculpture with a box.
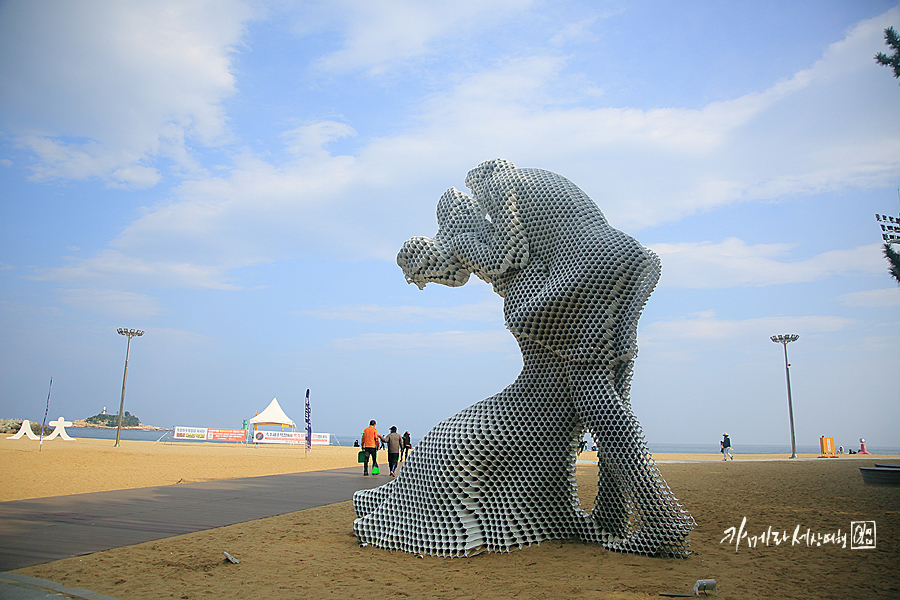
[353,159,694,558]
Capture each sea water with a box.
[68,428,180,443]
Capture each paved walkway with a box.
[0,466,383,572]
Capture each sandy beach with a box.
[4,437,899,599]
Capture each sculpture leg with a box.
[568,362,694,557]
[353,340,594,556]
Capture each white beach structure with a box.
[249,397,296,432]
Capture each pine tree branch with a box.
[875,26,900,80]
[883,242,900,286]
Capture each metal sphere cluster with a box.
[356,159,694,558]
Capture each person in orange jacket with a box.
[362,420,380,475]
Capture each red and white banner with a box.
[174,426,207,440]
[308,432,330,445]
[174,427,248,442]
[252,430,330,445]
[206,428,248,442]
[174,426,329,444]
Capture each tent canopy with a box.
[249,397,295,428]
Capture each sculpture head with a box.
[464,157,516,199]
[397,186,490,289]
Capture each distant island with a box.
[73,411,168,431]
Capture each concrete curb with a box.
[0,573,120,600]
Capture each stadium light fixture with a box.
[770,334,799,459]
[115,328,144,447]
[874,189,900,244]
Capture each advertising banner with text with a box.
[308,433,330,445]
[175,427,329,444]
[206,428,248,442]
[253,430,304,444]
[174,426,207,440]
[252,431,330,445]
[174,427,248,442]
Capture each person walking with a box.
[401,430,412,461]
[721,433,734,461]
[383,426,403,477]
[362,420,380,475]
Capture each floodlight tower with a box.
[771,334,799,459]
[115,328,144,447]
[874,188,900,244]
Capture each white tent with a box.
[249,397,295,428]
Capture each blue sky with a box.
[1,1,898,451]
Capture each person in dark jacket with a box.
[721,433,733,461]
[401,430,412,461]
[382,426,403,477]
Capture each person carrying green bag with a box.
[362,420,381,475]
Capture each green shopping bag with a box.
[372,466,380,475]
[357,451,365,463]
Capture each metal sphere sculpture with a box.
[353,159,694,558]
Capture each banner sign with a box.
[174,427,248,442]
[253,430,304,444]
[252,430,330,445]
[174,426,329,444]
[309,433,329,445]
[174,426,207,440]
[207,428,248,442]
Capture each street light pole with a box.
[771,334,799,459]
[115,328,144,447]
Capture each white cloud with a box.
[309,0,534,75]
[548,15,602,47]
[18,135,162,189]
[57,288,162,318]
[347,6,900,230]
[17,5,900,294]
[329,329,516,352]
[641,312,855,344]
[837,287,900,307]
[134,326,217,347]
[282,121,356,157]
[0,0,255,187]
[650,240,886,288]
[32,250,241,291]
[300,300,503,323]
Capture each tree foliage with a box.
[875,26,900,80]
[884,242,900,286]
[874,28,900,289]
[85,410,140,427]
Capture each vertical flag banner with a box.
[305,389,312,453]
[39,377,52,451]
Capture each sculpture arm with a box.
[449,229,495,280]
